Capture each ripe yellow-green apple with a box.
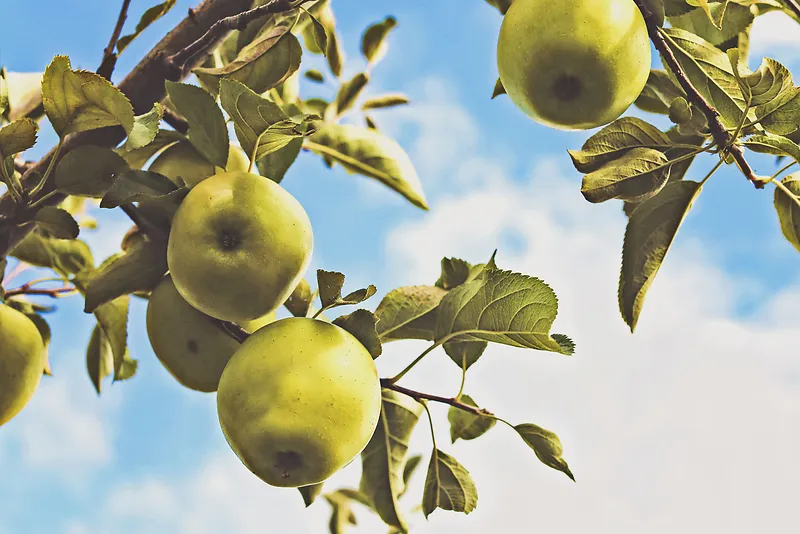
[167,170,313,323]
[497,0,651,130]
[146,275,276,393]
[149,141,250,188]
[217,317,381,487]
[0,304,46,427]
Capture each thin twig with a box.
[98,0,133,80]
[163,0,302,79]
[220,321,251,343]
[4,281,76,299]
[632,0,762,189]
[381,379,494,418]
[162,107,190,135]
[13,158,33,176]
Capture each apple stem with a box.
[631,0,762,189]
[380,379,494,419]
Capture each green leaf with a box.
[743,133,800,164]
[485,0,514,14]
[332,309,382,359]
[125,103,164,150]
[55,145,129,197]
[620,180,703,331]
[773,174,800,252]
[307,123,428,210]
[568,117,671,173]
[317,269,346,308]
[305,10,329,56]
[117,0,177,52]
[324,491,357,534]
[634,69,687,115]
[83,240,168,313]
[334,73,369,116]
[743,58,793,107]
[754,85,800,136]
[434,269,573,355]
[23,313,52,375]
[116,129,184,169]
[41,56,134,137]
[669,2,753,46]
[375,285,446,342]
[99,169,182,208]
[194,22,303,95]
[514,423,574,481]
[299,482,324,507]
[641,0,666,26]
[581,148,671,204]
[661,28,746,128]
[443,340,487,370]
[362,94,410,110]
[491,78,506,99]
[86,324,114,395]
[284,278,313,317]
[361,16,397,64]
[164,81,229,168]
[93,295,131,380]
[401,454,422,495]
[256,137,302,183]
[5,71,43,122]
[360,389,424,532]
[0,68,8,120]
[305,69,325,83]
[448,395,496,443]
[421,448,478,518]
[33,207,80,239]
[0,118,38,161]
[11,231,93,275]
[219,78,312,163]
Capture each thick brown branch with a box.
[161,106,189,135]
[98,0,133,80]
[163,0,299,78]
[632,0,762,189]
[0,0,253,258]
[380,380,494,418]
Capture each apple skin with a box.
[167,170,313,323]
[217,317,382,488]
[146,275,276,393]
[149,141,250,188]
[497,0,651,130]
[0,304,46,427]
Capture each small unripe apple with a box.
[146,275,275,392]
[149,141,250,188]
[217,317,382,487]
[0,303,46,426]
[167,171,313,323]
[497,0,651,130]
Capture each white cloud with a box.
[0,349,119,485]
[749,11,800,63]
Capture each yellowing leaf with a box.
[515,423,574,480]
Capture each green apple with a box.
[146,275,276,393]
[0,303,46,426]
[149,141,250,188]
[497,0,650,130]
[217,317,381,487]
[167,170,313,323]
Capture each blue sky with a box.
[2,1,800,533]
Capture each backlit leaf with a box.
[421,449,478,518]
